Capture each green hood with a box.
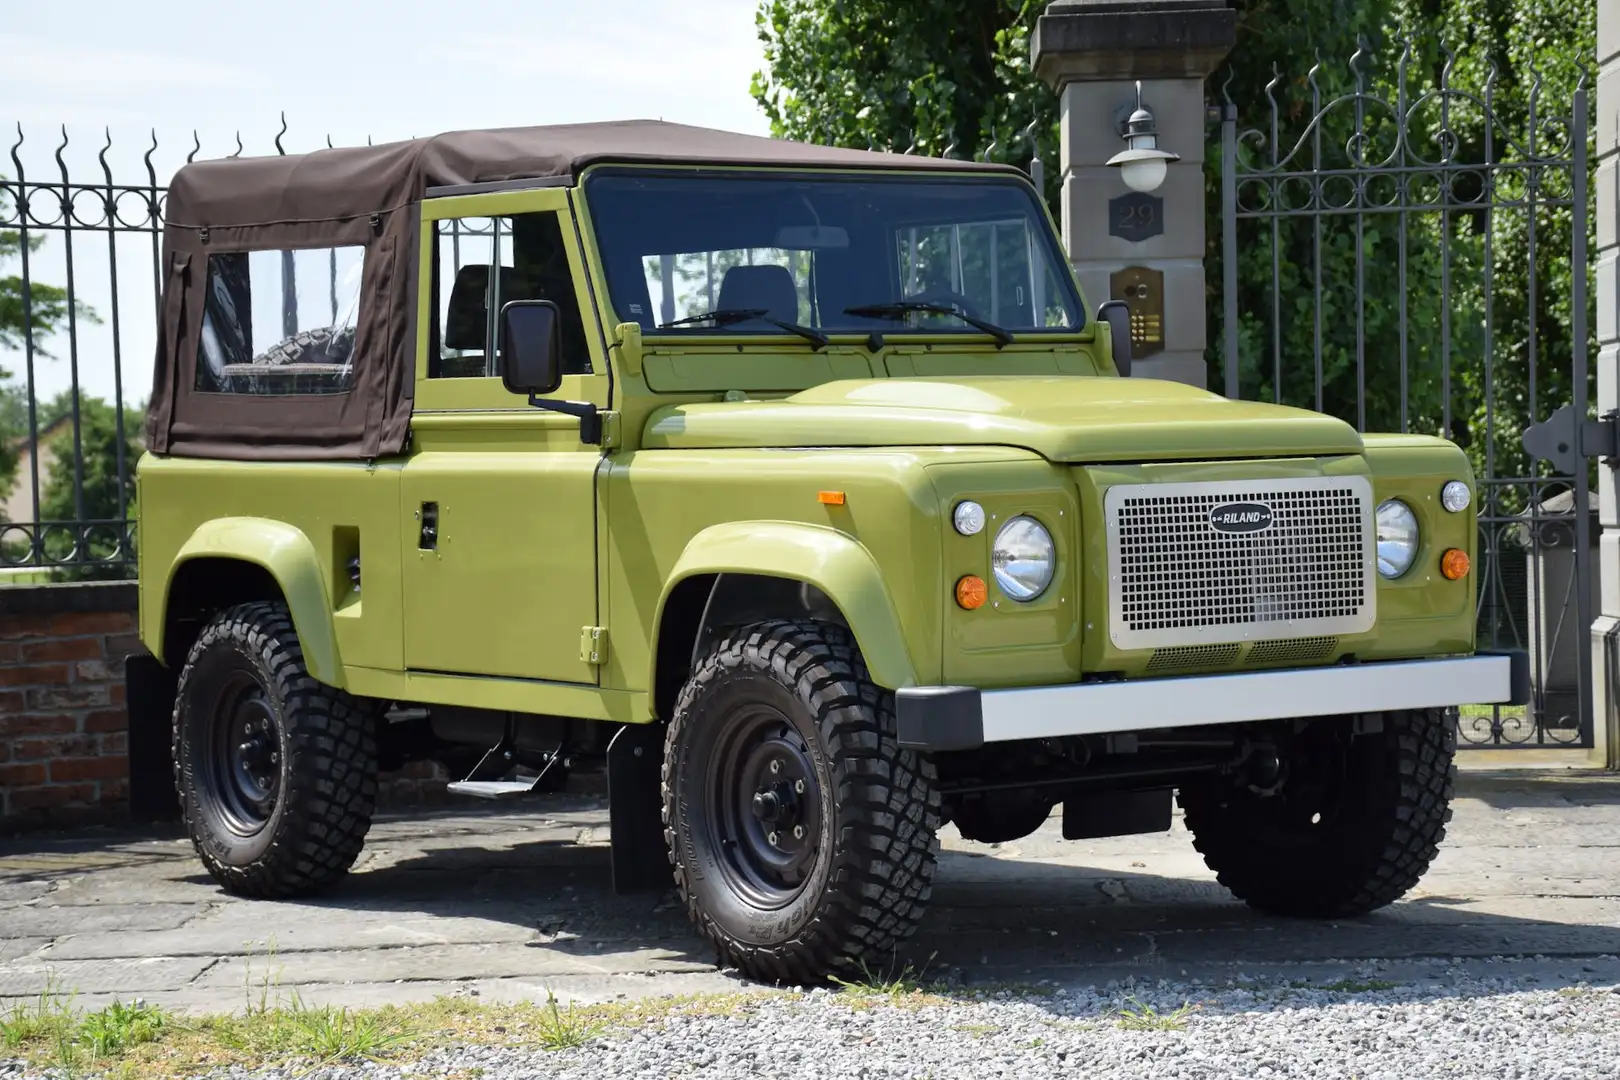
[641,377,1363,463]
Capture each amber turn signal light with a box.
[1440,548,1470,580]
[955,575,988,610]
[818,490,846,506]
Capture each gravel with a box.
[8,971,1620,1080]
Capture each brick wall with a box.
[1,582,451,832]
[0,582,139,827]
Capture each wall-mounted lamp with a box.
[1105,81,1180,194]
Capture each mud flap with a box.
[126,652,181,822]
[607,723,671,894]
[1062,787,1171,840]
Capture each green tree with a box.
[0,176,100,511]
[751,0,1596,500]
[39,395,143,579]
[752,1,1058,200]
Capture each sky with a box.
[0,0,774,415]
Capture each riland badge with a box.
[1208,501,1273,534]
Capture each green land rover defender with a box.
[130,120,1526,983]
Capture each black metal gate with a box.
[1217,41,1595,748]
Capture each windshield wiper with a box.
[659,308,827,350]
[843,301,1015,348]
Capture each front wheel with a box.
[1177,708,1455,917]
[662,620,942,984]
[173,601,379,897]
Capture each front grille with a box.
[1246,636,1339,665]
[1147,644,1242,672]
[1105,476,1376,650]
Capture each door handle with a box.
[418,502,439,550]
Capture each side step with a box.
[445,780,542,800]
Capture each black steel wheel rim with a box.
[705,703,823,909]
[201,669,282,836]
[1249,723,1350,843]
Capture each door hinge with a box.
[598,410,622,449]
[1523,404,1618,472]
[580,626,608,665]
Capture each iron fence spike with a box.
[275,112,288,156]
[98,127,114,187]
[187,131,201,164]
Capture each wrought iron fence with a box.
[1217,40,1596,747]
[0,120,365,580]
[0,126,167,580]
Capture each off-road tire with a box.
[173,601,379,897]
[256,325,355,367]
[662,620,942,984]
[1177,708,1455,917]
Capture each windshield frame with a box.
[577,165,1088,344]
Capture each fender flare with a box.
[653,521,919,692]
[162,517,345,688]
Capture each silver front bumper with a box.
[895,652,1526,752]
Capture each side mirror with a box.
[498,300,563,397]
[1096,300,1132,378]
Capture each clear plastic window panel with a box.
[196,246,365,395]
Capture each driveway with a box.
[4,768,1620,1011]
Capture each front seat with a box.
[716,264,801,324]
[441,264,515,378]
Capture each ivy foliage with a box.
[751,0,1597,501]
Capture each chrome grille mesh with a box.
[1105,477,1376,650]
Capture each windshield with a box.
[584,169,1084,341]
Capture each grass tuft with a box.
[1113,997,1199,1032]
[829,950,941,1002]
[76,999,168,1058]
[1306,979,1400,994]
[0,979,78,1051]
[531,990,606,1051]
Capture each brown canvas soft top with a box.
[145,120,1023,461]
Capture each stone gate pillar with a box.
[1595,0,1620,766]
[1032,0,1235,388]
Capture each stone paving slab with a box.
[0,956,216,997]
[0,939,47,964]
[5,771,1620,1012]
[190,942,717,992]
[1,901,202,937]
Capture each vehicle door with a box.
[400,187,607,684]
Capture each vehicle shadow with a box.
[7,793,1620,1012]
[235,798,1620,1003]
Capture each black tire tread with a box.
[661,619,942,984]
[173,600,378,898]
[1177,708,1455,917]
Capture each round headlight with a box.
[992,516,1055,601]
[953,500,986,536]
[1376,499,1420,578]
[1441,481,1472,513]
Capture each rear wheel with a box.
[174,601,379,897]
[662,619,941,984]
[1177,709,1454,917]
